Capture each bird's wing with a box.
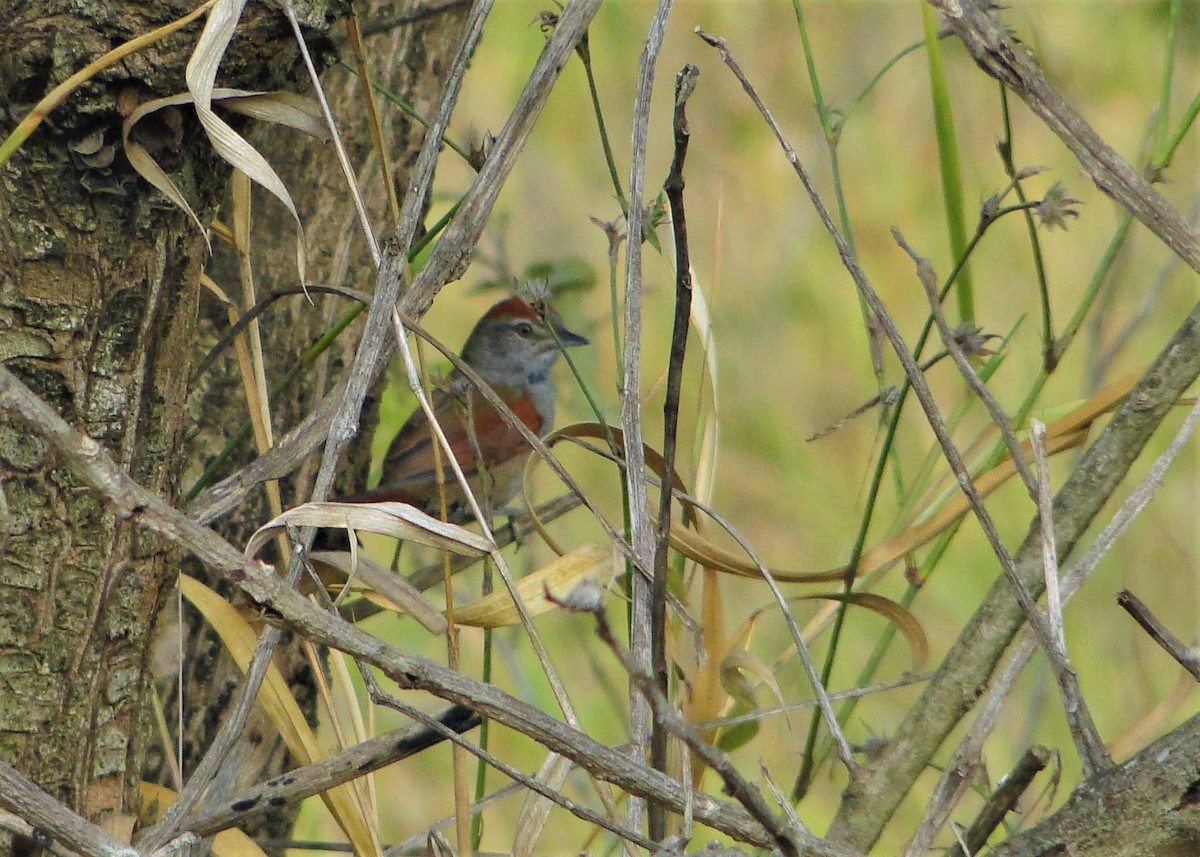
[368,385,544,496]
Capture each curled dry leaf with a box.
[720,647,786,713]
[671,526,849,584]
[534,422,701,527]
[245,500,493,560]
[799,592,929,673]
[123,88,328,250]
[450,543,614,628]
[186,0,309,278]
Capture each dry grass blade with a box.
[245,501,493,559]
[177,575,376,854]
[685,556,727,787]
[323,649,383,855]
[720,648,787,715]
[540,422,700,524]
[670,527,849,584]
[186,0,307,278]
[219,91,331,138]
[1106,668,1198,760]
[199,269,286,561]
[512,752,574,857]
[449,544,614,628]
[123,95,210,238]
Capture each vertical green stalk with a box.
[921,2,974,324]
[998,86,1055,370]
[575,29,628,216]
[792,1,860,288]
[1152,0,1182,158]
[470,628,492,849]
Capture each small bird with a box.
[346,295,588,520]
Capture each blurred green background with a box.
[302,2,1200,853]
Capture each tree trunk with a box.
[0,0,464,843]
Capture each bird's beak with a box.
[552,319,589,348]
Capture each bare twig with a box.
[623,0,677,835]
[648,62,700,841]
[191,285,371,384]
[1029,421,1064,650]
[1118,590,1200,681]
[0,761,141,857]
[357,674,654,853]
[696,26,860,777]
[945,746,1052,857]
[982,714,1200,857]
[579,603,865,857]
[181,707,479,838]
[892,230,1038,497]
[696,672,933,732]
[187,380,345,524]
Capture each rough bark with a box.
[0,0,342,839]
[985,713,1200,857]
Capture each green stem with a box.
[998,86,1055,370]
[922,2,974,324]
[575,30,628,215]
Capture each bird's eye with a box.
[515,321,535,337]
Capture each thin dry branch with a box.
[650,61,699,840]
[181,706,479,838]
[1118,590,1200,681]
[359,673,653,853]
[984,714,1200,857]
[945,745,1051,857]
[0,762,141,857]
[896,229,1110,778]
[623,0,676,835]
